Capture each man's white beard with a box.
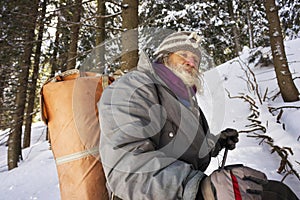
[166,63,203,93]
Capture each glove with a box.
[211,128,239,157]
[200,164,268,200]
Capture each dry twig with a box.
[266,142,300,181]
[247,133,273,145]
[269,106,300,112]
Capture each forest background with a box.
[0,0,299,170]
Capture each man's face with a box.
[165,50,201,88]
[167,50,200,74]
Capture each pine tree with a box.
[23,0,47,148]
[121,0,138,71]
[264,0,299,102]
[0,0,24,131]
[95,0,106,69]
[278,0,300,39]
[7,0,39,170]
[66,0,83,69]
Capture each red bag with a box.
[41,69,114,200]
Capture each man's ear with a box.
[162,54,169,66]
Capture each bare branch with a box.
[281,171,294,182]
[248,118,262,124]
[236,58,263,104]
[271,91,281,101]
[293,76,300,81]
[266,141,300,181]
[276,109,284,122]
[225,89,258,109]
[263,87,268,102]
[269,106,300,112]
[238,127,266,134]
[247,133,274,144]
[83,12,122,22]
[246,64,263,104]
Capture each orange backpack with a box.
[41,69,114,200]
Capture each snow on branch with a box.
[106,0,128,8]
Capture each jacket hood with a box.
[137,51,155,74]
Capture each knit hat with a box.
[154,31,202,61]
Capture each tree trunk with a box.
[121,0,138,71]
[8,0,39,170]
[50,17,61,77]
[246,1,254,49]
[23,0,47,148]
[95,0,106,69]
[264,0,299,102]
[227,0,241,56]
[66,0,83,70]
[0,68,5,130]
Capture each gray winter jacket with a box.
[98,53,216,200]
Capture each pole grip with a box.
[220,148,228,169]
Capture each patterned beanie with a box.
[154,31,202,60]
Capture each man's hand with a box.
[211,128,239,157]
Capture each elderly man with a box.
[98,31,266,200]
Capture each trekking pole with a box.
[220,148,228,169]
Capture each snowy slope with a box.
[0,39,300,199]
[0,122,59,200]
[200,38,300,198]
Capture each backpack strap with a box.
[55,146,99,165]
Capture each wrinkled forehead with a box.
[173,50,199,58]
[173,50,200,62]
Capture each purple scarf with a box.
[152,62,196,101]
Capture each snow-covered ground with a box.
[1,39,300,199]
[0,123,59,200]
[201,38,300,198]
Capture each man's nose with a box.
[184,58,196,68]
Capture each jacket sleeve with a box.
[98,71,206,200]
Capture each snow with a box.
[0,122,59,200]
[199,38,300,198]
[1,39,300,199]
